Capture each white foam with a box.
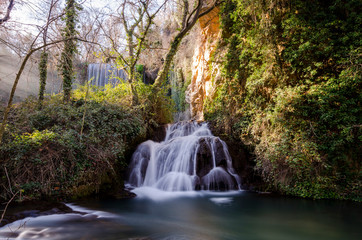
[65,203,116,219]
[132,187,201,201]
[209,197,233,205]
[128,122,241,191]
[132,187,243,201]
[201,190,243,197]
[0,204,116,237]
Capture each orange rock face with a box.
[187,7,221,120]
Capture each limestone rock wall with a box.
[186,7,221,120]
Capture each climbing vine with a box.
[204,0,361,200]
[38,51,48,108]
[59,0,79,102]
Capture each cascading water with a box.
[87,63,128,87]
[128,121,241,192]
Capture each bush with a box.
[204,0,361,200]
[0,95,146,201]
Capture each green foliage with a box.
[141,81,175,126]
[0,95,146,201]
[13,130,57,147]
[73,82,133,105]
[73,78,175,126]
[136,64,144,73]
[205,0,361,200]
[60,0,79,102]
[170,68,190,113]
[0,71,174,201]
[38,50,48,107]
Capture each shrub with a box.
[0,95,146,201]
[204,0,361,200]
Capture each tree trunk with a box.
[38,50,48,108]
[129,71,139,105]
[152,0,217,89]
[0,51,33,144]
[153,31,187,89]
[0,36,82,145]
[62,47,74,103]
[0,0,14,25]
[61,0,77,103]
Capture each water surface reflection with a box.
[0,191,361,240]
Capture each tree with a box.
[60,0,78,102]
[38,0,60,108]
[98,0,168,104]
[0,39,78,144]
[0,0,14,25]
[153,0,220,89]
[0,0,84,144]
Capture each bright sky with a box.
[9,0,116,26]
[11,1,38,25]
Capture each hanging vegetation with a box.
[204,0,361,200]
[60,0,78,102]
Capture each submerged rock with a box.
[0,201,83,227]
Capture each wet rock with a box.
[208,120,267,191]
[214,138,228,168]
[201,167,238,191]
[194,176,201,191]
[196,137,229,178]
[114,189,137,199]
[137,147,151,179]
[196,138,213,178]
[144,68,159,85]
[188,7,221,120]
[0,201,84,227]
[149,125,166,142]
[0,231,19,239]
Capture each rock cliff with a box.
[187,7,221,120]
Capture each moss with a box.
[204,0,361,201]
[38,50,48,107]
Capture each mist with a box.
[0,47,61,105]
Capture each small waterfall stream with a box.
[128,122,241,192]
[87,63,128,87]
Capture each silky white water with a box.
[2,193,361,240]
[128,121,241,192]
[87,63,127,87]
[1,125,360,240]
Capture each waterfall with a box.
[128,122,241,192]
[87,63,128,87]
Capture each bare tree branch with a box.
[0,36,99,144]
[0,0,15,25]
[153,0,221,89]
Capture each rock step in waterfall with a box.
[128,121,241,191]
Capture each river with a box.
[1,122,360,239]
[0,190,361,240]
